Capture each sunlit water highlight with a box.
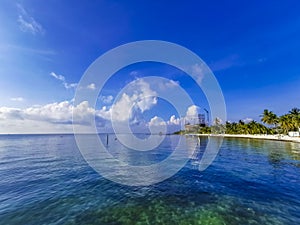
[0,134,299,225]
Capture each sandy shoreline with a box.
[185,133,300,143]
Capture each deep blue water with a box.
[0,134,299,225]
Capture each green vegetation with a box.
[261,108,300,134]
[176,108,300,135]
[225,120,271,135]
[261,109,278,128]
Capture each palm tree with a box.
[211,117,225,134]
[225,121,239,134]
[247,120,262,134]
[289,108,300,131]
[289,108,300,115]
[261,109,278,129]
[238,120,250,134]
[279,114,292,134]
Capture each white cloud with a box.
[111,93,135,121]
[93,78,159,127]
[50,72,65,81]
[17,4,45,35]
[0,100,103,133]
[0,100,96,124]
[64,83,78,89]
[243,118,254,123]
[101,79,200,130]
[110,79,158,122]
[50,72,77,89]
[149,116,166,126]
[99,95,114,104]
[24,101,73,123]
[87,83,96,90]
[97,106,111,121]
[146,115,182,134]
[165,80,179,88]
[0,107,23,120]
[186,105,199,118]
[0,77,202,134]
[183,105,201,125]
[167,115,181,125]
[148,105,200,127]
[18,16,44,35]
[149,115,180,126]
[158,79,180,91]
[10,97,24,102]
[191,64,204,83]
[0,100,199,134]
[97,78,181,125]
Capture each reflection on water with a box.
[0,134,299,225]
[285,142,300,162]
[268,151,284,168]
[77,134,197,186]
[222,137,300,167]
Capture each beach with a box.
[186,133,300,143]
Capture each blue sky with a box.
[0,0,300,133]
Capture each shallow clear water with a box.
[0,134,299,225]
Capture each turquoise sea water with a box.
[0,134,299,225]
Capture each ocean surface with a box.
[0,134,299,225]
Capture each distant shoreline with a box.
[1,133,300,143]
[185,133,300,143]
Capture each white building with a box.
[288,131,300,137]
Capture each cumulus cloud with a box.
[0,107,23,120]
[167,115,181,125]
[184,105,200,125]
[0,101,200,134]
[99,95,114,104]
[87,83,96,90]
[101,77,179,131]
[186,105,199,118]
[109,79,158,122]
[0,101,97,124]
[147,110,203,133]
[0,77,202,134]
[17,4,45,35]
[147,106,200,129]
[24,101,74,123]
[50,72,77,89]
[148,115,182,127]
[243,117,254,123]
[148,116,166,126]
[0,100,107,134]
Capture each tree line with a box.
[195,108,300,135]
